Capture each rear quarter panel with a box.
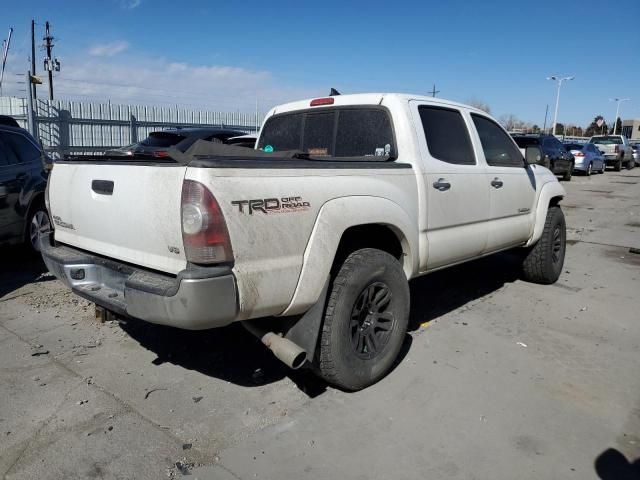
[186,166,418,320]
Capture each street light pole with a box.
[609,98,630,135]
[547,75,574,136]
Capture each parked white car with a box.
[41,93,566,390]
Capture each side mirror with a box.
[525,146,542,165]
[599,150,605,155]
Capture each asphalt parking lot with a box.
[1,169,639,480]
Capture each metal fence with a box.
[0,96,264,157]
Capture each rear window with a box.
[590,136,623,145]
[565,143,584,151]
[141,132,186,148]
[512,137,540,147]
[258,107,395,158]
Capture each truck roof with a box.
[270,93,487,116]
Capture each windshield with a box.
[589,136,623,145]
[141,131,186,148]
[258,107,395,159]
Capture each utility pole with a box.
[429,84,440,98]
[26,71,37,137]
[31,20,37,99]
[543,104,549,133]
[43,21,60,101]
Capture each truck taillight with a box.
[181,180,233,264]
[574,152,585,157]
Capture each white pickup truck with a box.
[41,93,566,390]
[588,134,635,171]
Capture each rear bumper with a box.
[40,232,238,330]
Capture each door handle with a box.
[92,180,114,195]
[432,178,451,191]
[16,173,28,182]
[491,177,504,189]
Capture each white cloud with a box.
[36,56,320,113]
[119,0,141,9]
[88,41,130,57]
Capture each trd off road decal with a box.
[231,196,310,215]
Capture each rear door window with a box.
[471,114,523,167]
[258,107,395,158]
[2,131,41,163]
[0,135,12,166]
[0,132,27,165]
[418,106,475,165]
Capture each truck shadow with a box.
[407,251,522,331]
[118,251,521,397]
[0,245,53,299]
[119,318,331,398]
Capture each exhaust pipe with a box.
[243,323,307,370]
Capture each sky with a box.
[1,0,639,128]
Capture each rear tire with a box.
[316,248,409,391]
[585,162,592,176]
[521,206,566,284]
[614,158,622,171]
[561,163,573,181]
[25,202,50,253]
[628,158,635,170]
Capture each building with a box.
[622,119,640,141]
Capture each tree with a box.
[498,113,519,131]
[532,124,540,133]
[565,125,583,137]
[609,117,622,135]
[466,98,491,114]
[554,123,565,135]
[584,116,608,137]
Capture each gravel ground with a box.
[1,169,639,480]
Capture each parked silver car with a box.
[564,143,605,175]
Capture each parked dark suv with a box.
[512,134,575,181]
[108,127,245,159]
[0,122,51,252]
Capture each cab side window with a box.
[418,106,475,165]
[471,115,523,167]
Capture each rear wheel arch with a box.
[332,223,407,274]
[280,196,418,317]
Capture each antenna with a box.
[0,27,13,96]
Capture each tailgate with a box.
[49,162,188,274]
[593,144,614,154]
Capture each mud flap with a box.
[283,277,330,364]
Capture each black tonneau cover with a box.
[169,139,398,167]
